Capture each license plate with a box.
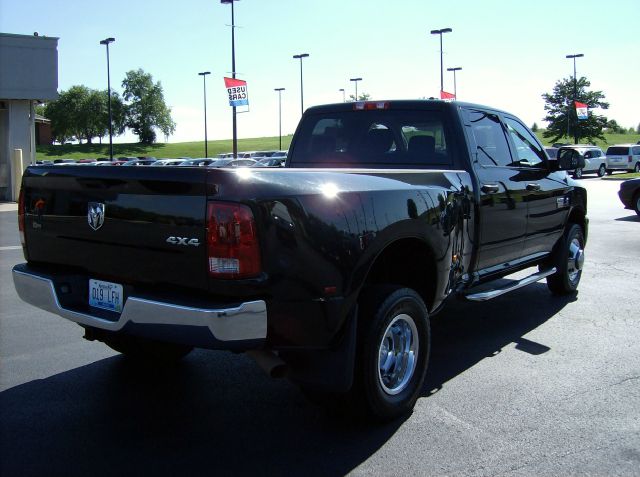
[89,279,123,312]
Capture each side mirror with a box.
[553,149,586,171]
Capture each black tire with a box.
[633,192,640,216]
[634,162,640,173]
[606,169,613,175]
[597,164,606,177]
[353,286,431,421]
[103,334,193,363]
[546,223,585,295]
[572,168,583,179]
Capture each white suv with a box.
[605,144,640,174]
[557,145,608,178]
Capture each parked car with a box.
[271,151,288,159]
[178,158,216,167]
[557,145,607,178]
[151,159,185,166]
[97,160,128,166]
[618,178,640,215]
[605,144,640,174]
[52,159,76,164]
[122,159,157,166]
[207,158,234,168]
[225,159,258,167]
[254,157,286,167]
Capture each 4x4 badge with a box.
[88,202,105,230]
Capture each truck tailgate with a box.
[21,166,210,292]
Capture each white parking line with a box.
[0,246,22,251]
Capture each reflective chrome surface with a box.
[568,238,584,284]
[378,314,419,396]
[12,268,267,341]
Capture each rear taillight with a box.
[206,201,261,279]
[18,188,25,247]
[629,156,633,163]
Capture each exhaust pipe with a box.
[247,349,288,379]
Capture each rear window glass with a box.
[606,146,630,155]
[290,110,452,167]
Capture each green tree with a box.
[606,119,625,134]
[348,93,371,102]
[42,86,126,144]
[531,122,539,132]
[637,123,640,134]
[542,77,609,144]
[122,69,175,144]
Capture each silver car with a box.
[605,144,640,174]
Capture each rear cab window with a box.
[289,109,453,168]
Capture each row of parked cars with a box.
[35,150,289,168]
[545,143,640,179]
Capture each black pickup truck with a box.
[13,100,587,420]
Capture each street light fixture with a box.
[339,88,345,102]
[447,67,462,99]
[350,78,362,101]
[430,28,452,95]
[99,37,115,161]
[198,71,211,157]
[274,88,285,150]
[292,53,309,116]
[566,53,584,143]
[221,0,239,157]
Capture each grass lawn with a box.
[536,130,640,147]
[601,172,640,180]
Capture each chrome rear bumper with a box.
[12,267,267,342]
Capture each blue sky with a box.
[2,0,639,143]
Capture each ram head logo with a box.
[87,202,106,231]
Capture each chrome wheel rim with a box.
[567,237,584,284]
[598,165,605,177]
[378,314,419,396]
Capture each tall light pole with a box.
[430,28,452,95]
[198,71,211,157]
[99,37,115,160]
[221,0,239,157]
[274,88,285,150]
[292,53,309,116]
[447,67,462,99]
[566,53,584,144]
[339,88,345,102]
[350,77,362,101]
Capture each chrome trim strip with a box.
[12,268,267,341]
[464,267,557,302]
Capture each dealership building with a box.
[0,32,58,201]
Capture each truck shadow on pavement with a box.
[0,285,575,477]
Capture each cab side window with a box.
[503,117,547,168]
[468,110,513,167]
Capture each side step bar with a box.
[462,268,557,302]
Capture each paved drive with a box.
[1,178,638,476]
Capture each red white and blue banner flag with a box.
[224,77,249,107]
[575,101,588,120]
[440,90,455,101]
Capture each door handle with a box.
[481,184,500,194]
[526,183,541,191]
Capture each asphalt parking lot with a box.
[0,177,638,476]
